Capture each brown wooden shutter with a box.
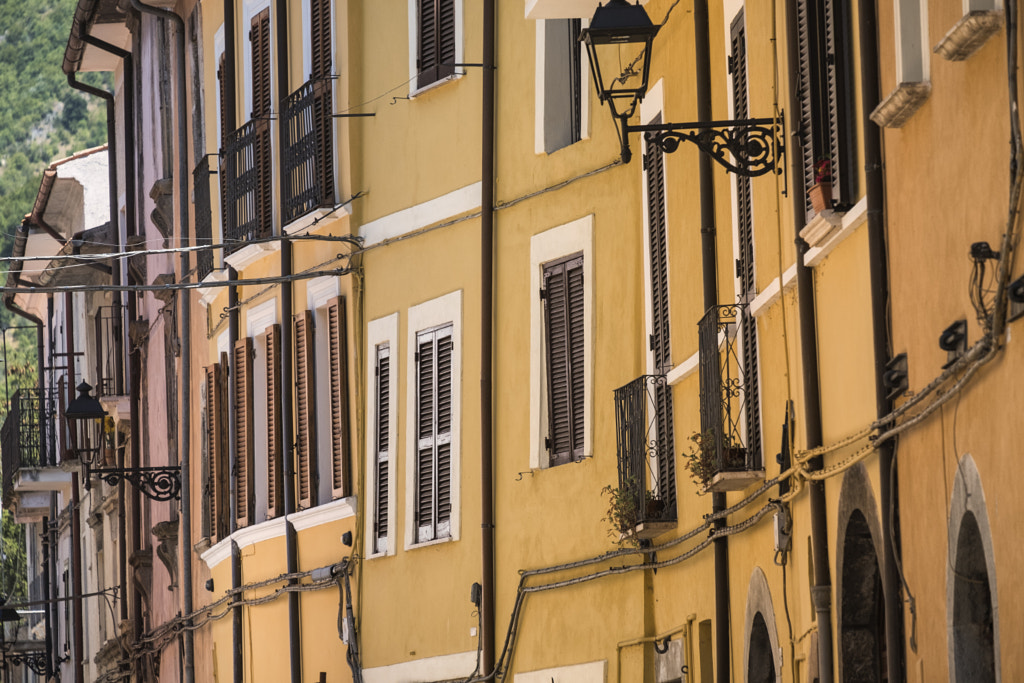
[233,338,255,528]
[205,361,229,542]
[218,52,229,146]
[796,0,824,219]
[373,343,390,553]
[264,324,284,518]
[435,330,453,534]
[310,0,331,79]
[417,0,455,87]
[542,254,584,466]
[327,297,351,499]
[294,310,317,509]
[644,126,676,510]
[824,0,855,205]
[732,10,762,471]
[251,8,273,238]
[310,0,335,206]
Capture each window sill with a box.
[223,238,281,271]
[934,10,1003,62]
[800,208,845,249]
[283,203,350,236]
[197,269,229,308]
[704,469,765,493]
[405,535,453,551]
[411,70,465,98]
[870,82,931,129]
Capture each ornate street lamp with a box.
[580,0,783,174]
[65,382,180,502]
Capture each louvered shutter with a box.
[310,0,335,207]
[824,0,855,205]
[417,0,456,87]
[415,325,453,543]
[233,338,255,528]
[327,297,351,499]
[732,11,762,471]
[264,325,284,518]
[205,362,228,541]
[373,343,390,553]
[294,311,317,509]
[644,128,676,509]
[568,18,582,144]
[542,254,585,466]
[250,9,273,238]
[796,0,824,219]
[218,52,230,146]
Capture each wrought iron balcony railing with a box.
[613,374,677,531]
[281,78,335,224]
[2,388,60,505]
[193,156,215,281]
[698,304,762,488]
[94,305,127,398]
[222,118,273,254]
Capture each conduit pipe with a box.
[857,0,904,679]
[480,0,496,676]
[690,2,728,682]
[783,0,834,680]
[65,293,85,683]
[124,2,194,680]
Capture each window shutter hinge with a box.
[649,334,655,352]
[544,436,551,451]
[735,258,742,280]
[728,55,735,74]
[539,288,546,301]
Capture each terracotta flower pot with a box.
[809,181,833,214]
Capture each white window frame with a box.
[529,216,594,470]
[307,276,340,504]
[405,290,462,548]
[245,298,277,524]
[534,18,590,155]
[365,313,399,557]
[407,0,465,95]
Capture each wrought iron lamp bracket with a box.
[4,650,51,676]
[87,464,181,502]
[623,115,784,177]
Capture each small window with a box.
[414,324,454,543]
[542,253,585,466]
[537,18,583,154]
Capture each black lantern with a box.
[580,0,783,174]
[64,382,106,465]
[580,0,659,120]
[65,381,181,501]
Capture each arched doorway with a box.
[747,612,774,683]
[840,510,886,682]
[743,567,781,682]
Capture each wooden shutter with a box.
[824,0,855,205]
[733,11,762,470]
[796,0,824,219]
[328,297,351,499]
[264,324,284,519]
[373,343,390,553]
[417,0,456,87]
[233,337,255,528]
[310,0,331,79]
[250,8,273,238]
[311,0,335,206]
[294,311,317,509]
[205,361,228,542]
[568,18,582,144]
[542,254,585,466]
[218,52,229,146]
[644,127,676,509]
[415,325,453,543]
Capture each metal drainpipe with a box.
[64,293,85,683]
[480,0,496,675]
[124,3,195,681]
[80,32,136,627]
[857,1,903,679]
[282,240,302,683]
[273,2,303,679]
[782,0,834,680]
[691,2,728,681]
[227,271,242,683]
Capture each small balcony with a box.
[1,388,69,521]
[221,118,273,256]
[696,304,764,492]
[281,77,335,226]
[613,374,677,540]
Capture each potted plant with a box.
[601,477,642,547]
[809,157,832,214]
[101,416,117,466]
[682,429,747,491]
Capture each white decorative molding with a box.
[360,182,482,247]
[197,269,229,308]
[245,298,278,338]
[306,276,340,312]
[750,265,798,319]
[363,650,477,683]
[666,330,727,386]
[223,240,281,272]
[284,204,350,236]
[513,660,607,682]
[934,10,1003,61]
[201,516,287,569]
[289,496,357,532]
[870,81,931,128]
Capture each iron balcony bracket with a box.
[88,465,182,502]
[625,115,784,177]
[3,650,51,676]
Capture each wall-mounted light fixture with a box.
[65,382,181,501]
[580,0,783,174]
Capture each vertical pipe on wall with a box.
[692,2,728,681]
[64,293,84,683]
[480,0,496,676]
[858,0,904,678]
[783,1,834,680]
